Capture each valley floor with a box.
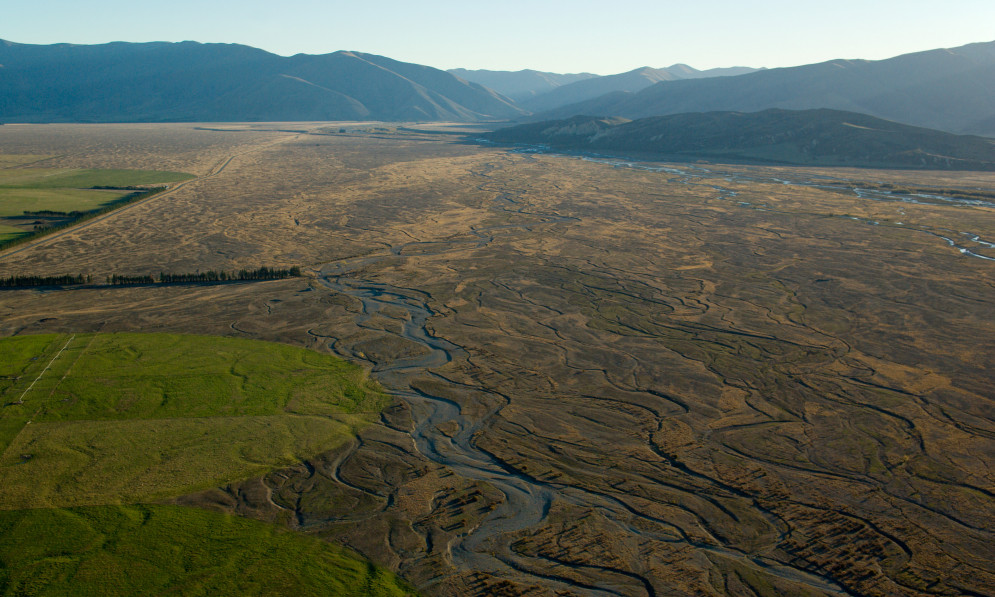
[1,123,993,596]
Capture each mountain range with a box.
[516,65,760,113]
[446,69,598,102]
[530,41,995,135]
[2,38,994,141]
[0,40,524,122]
[452,65,759,109]
[483,109,995,170]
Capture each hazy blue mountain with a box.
[664,64,761,79]
[520,64,760,113]
[530,41,995,135]
[484,109,995,170]
[448,68,598,102]
[0,40,524,123]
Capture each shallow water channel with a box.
[310,151,986,594]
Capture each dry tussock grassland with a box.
[1,123,993,596]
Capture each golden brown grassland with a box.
[0,123,992,596]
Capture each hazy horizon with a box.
[5,0,995,75]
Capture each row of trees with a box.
[1,267,303,288]
[156,266,302,284]
[24,210,91,217]
[0,274,90,287]
[106,274,156,285]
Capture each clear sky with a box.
[4,0,993,74]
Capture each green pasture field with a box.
[0,154,55,168]
[0,187,132,217]
[0,505,416,596]
[0,159,193,238]
[0,223,27,243]
[0,333,388,508]
[0,168,71,185]
[0,167,194,189]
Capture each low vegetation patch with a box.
[0,333,387,508]
[0,505,416,596]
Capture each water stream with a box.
[305,150,896,594]
[575,153,995,262]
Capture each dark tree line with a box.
[90,185,161,190]
[24,210,91,217]
[106,274,156,285]
[157,266,302,284]
[1,266,303,289]
[0,274,90,287]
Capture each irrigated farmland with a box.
[0,505,415,596]
[0,332,386,508]
[0,123,993,596]
[0,155,193,249]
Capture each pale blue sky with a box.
[4,0,993,74]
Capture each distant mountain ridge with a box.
[3,38,994,133]
[448,69,598,102]
[0,40,524,123]
[519,64,760,113]
[531,41,995,135]
[483,109,995,170]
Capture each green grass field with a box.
[0,334,414,594]
[0,154,55,168]
[0,168,70,185]
[0,188,133,217]
[0,333,388,508]
[0,223,27,243]
[0,505,416,596]
[0,160,193,241]
[0,167,194,189]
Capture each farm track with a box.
[11,334,75,405]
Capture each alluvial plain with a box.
[0,123,993,596]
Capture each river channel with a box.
[306,149,923,595]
